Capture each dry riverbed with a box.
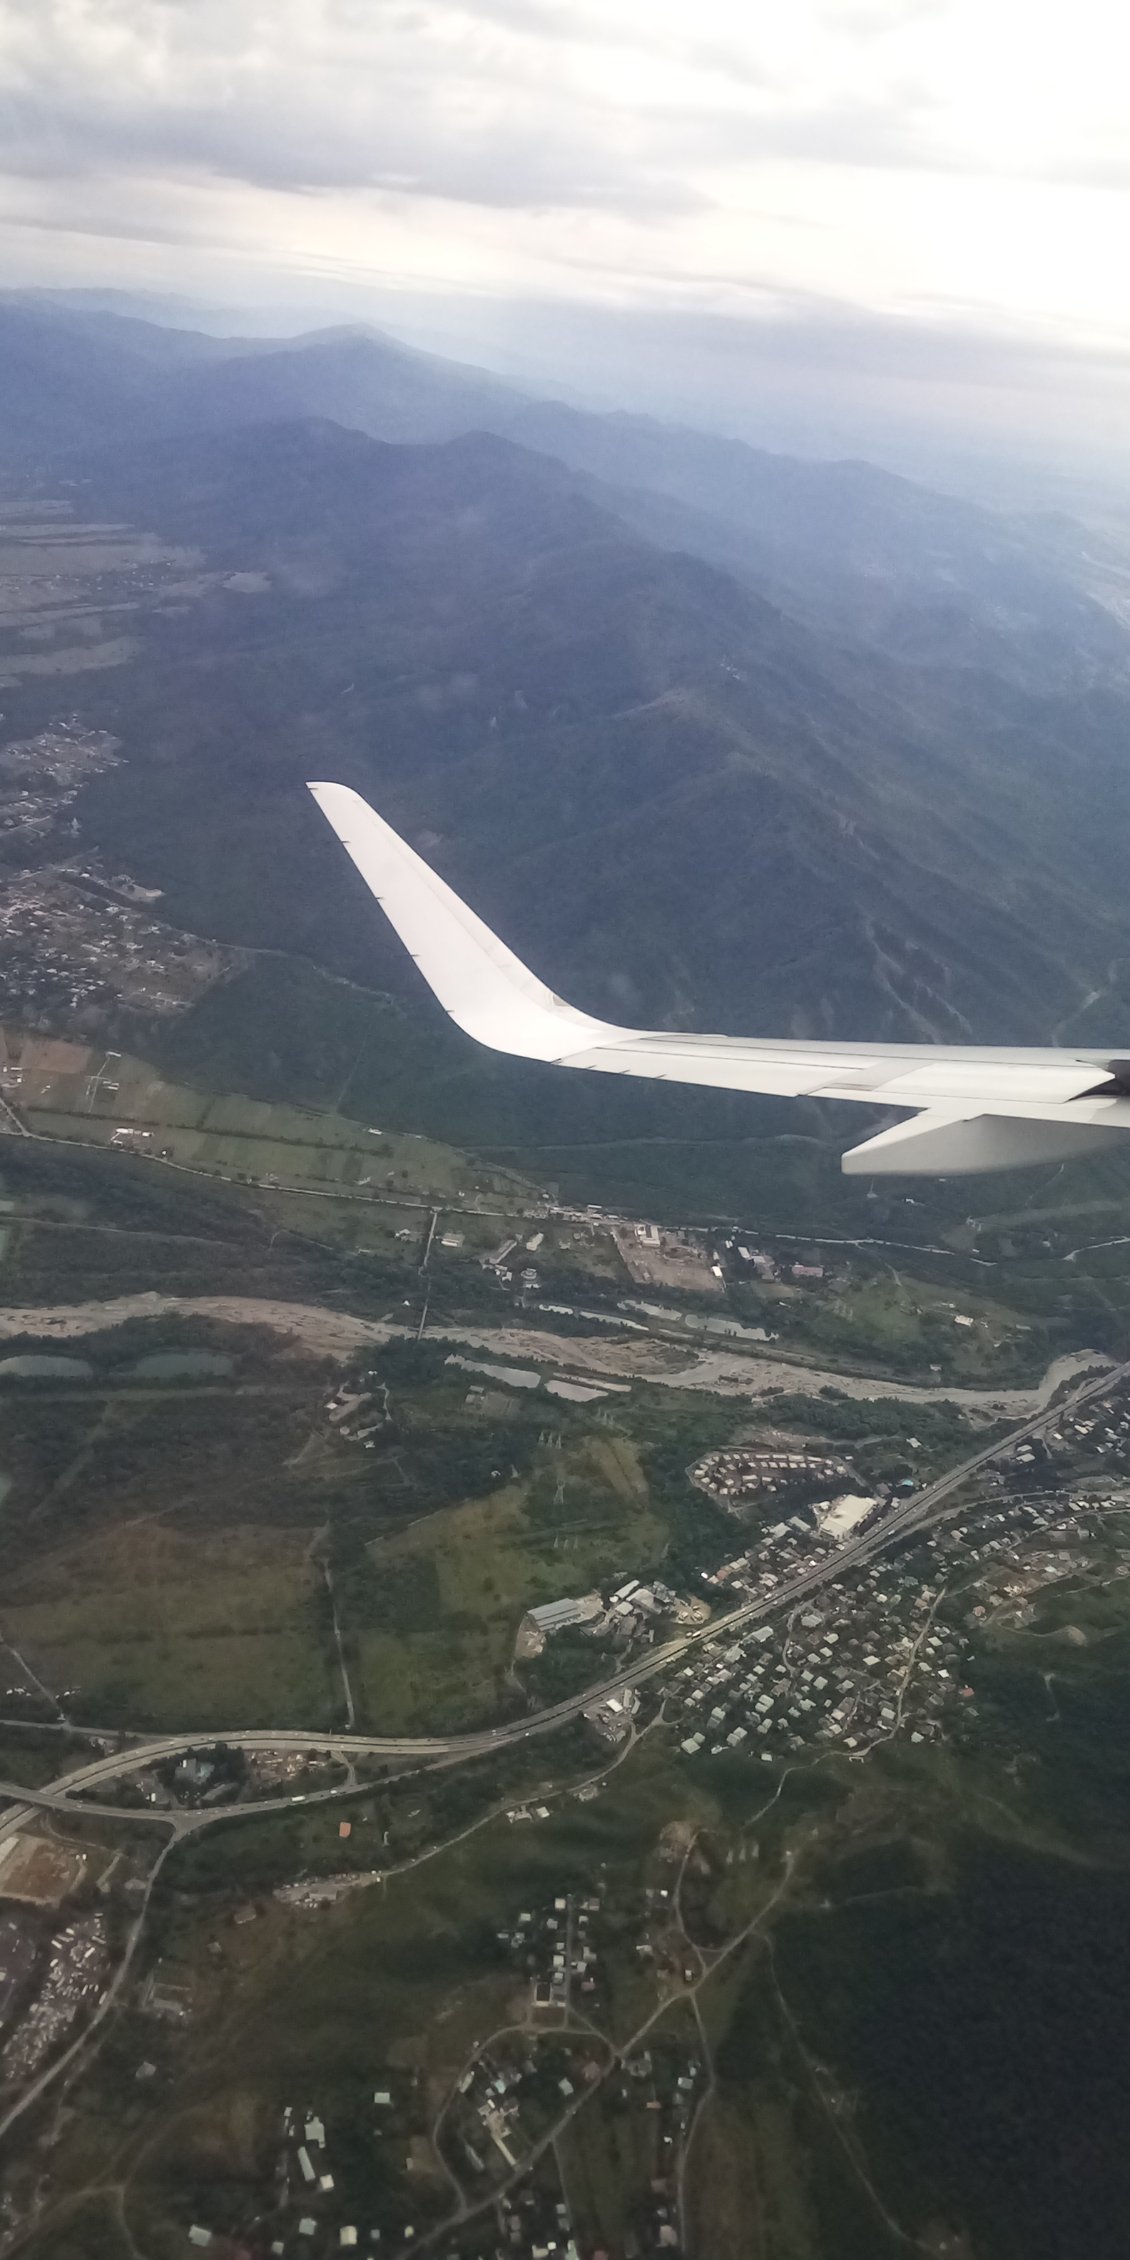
[0,1294,1110,1415]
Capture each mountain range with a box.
[5,292,1130,681]
[3,294,1130,1201]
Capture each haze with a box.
[1,0,1129,482]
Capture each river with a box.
[0,1294,1111,1417]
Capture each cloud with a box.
[650,95,946,177]
[0,93,705,214]
[0,0,1128,466]
[0,0,1089,216]
[393,283,1130,477]
[0,0,704,212]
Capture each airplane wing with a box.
[309,781,1130,1175]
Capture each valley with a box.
[3,1266,1130,2260]
[2,297,1130,2260]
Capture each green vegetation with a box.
[0,1235,755,1737]
[4,1507,336,1733]
[168,1722,597,1894]
[769,1833,1130,2260]
[0,1131,424,1311]
[755,1389,992,1485]
[0,1726,85,1788]
[5,1021,523,1209]
[347,1427,665,1731]
[12,1554,1130,2260]
[19,1733,723,2253]
[0,1357,349,1730]
[640,1402,746,1585]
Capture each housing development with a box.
[3,1328,1130,2258]
[3,149,1130,2260]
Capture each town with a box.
[3,1373,1130,2259]
[168,1878,706,2260]
[663,1394,1130,1766]
[0,720,236,1027]
[691,1442,860,1513]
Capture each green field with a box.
[2,1519,336,1731]
[0,1368,351,1731]
[0,1317,722,1737]
[5,1024,519,1207]
[351,1429,666,1732]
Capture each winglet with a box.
[307,782,619,1063]
[309,783,1130,1180]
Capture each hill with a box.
[1,351,1129,1211]
[33,416,1127,1091]
[3,296,1128,689]
[0,298,523,454]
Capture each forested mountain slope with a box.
[56,416,1130,1058]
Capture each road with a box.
[0,1090,27,1138]
[0,1346,1122,2186]
[320,1559,356,1731]
[3,1347,1123,1828]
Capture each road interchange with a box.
[0,1343,1124,2168]
[3,1347,1124,1830]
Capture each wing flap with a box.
[559,1040,861,1096]
[843,1110,1130,1175]
[562,1038,1107,1108]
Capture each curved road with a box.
[4,1348,1124,1826]
[0,1346,1123,2166]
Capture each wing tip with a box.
[308,780,373,836]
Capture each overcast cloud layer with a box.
[1,0,1129,468]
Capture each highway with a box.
[2,1347,1123,1827]
[0,1344,1121,2166]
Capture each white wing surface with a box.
[309,782,1130,1176]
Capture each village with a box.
[662,1390,1130,1767]
[0,864,233,1026]
[690,1443,860,1513]
[0,1910,108,2088]
[187,1877,705,2260]
[2,1369,1130,2257]
[0,718,235,1027]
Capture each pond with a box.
[446,1354,541,1391]
[0,1354,94,1380]
[129,1350,235,1379]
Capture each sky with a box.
[2,0,1130,473]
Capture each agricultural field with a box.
[0,508,202,686]
[1,1026,518,1207]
